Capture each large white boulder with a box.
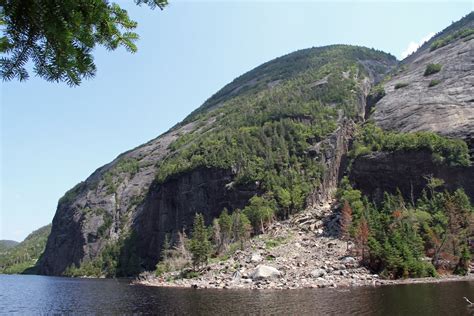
[250,265,282,280]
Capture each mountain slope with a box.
[348,13,474,202]
[37,13,473,278]
[38,45,397,276]
[0,224,51,274]
[373,12,474,152]
[0,240,19,253]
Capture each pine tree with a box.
[211,218,221,254]
[1,0,167,85]
[189,213,211,269]
[232,210,252,250]
[218,208,232,253]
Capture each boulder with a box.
[310,269,326,278]
[341,256,356,264]
[250,252,263,263]
[250,265,282,280]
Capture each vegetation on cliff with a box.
[155,46,395,229]
[0,224,51,274]
[338,177,473,278]
[350,123,471,167]
[430,27,474,52]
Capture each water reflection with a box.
[0,275,473,315]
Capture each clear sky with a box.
[1,1,472,241]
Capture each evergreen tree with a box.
[189,213,211,269]
[1,0,167,85]
[218,208,232,252]
[232,210,252,250]
[243,195,275,233]
[211,218,221,254]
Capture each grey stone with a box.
[250,265,282,280]
[310,269,326,278]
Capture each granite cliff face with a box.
[350,13,474,200]
[38,14,473,277]
[350,150,474,203]
[38,45,396,275]
[373,12,474,153]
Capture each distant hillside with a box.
[0,240,19,253]
[0,224,51,274]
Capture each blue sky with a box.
[1,1,472,241]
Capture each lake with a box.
[0,275,473,315]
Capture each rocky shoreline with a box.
[135,202,474,290]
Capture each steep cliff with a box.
[38,45,396,275]
[373,12,474,153]
[38,14,473,277]
[349,13,474,200]
[350,150,474,203]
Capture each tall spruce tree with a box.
[1,0,167,85]
[189,213,211,269]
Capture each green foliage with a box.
[64,231,141,277]
[215,208,233,253]
[1,0,167,85]
[58,182,85,205]
[338,180,473,279]
[424,63,442,76]
[189,214,211,268]
[232,210,252,250]
[243,195,276,233]
[97,212,113,238]
[183,45,396,121]
[264,236,287,249]
[367,84,386,104]
[0,224,51,274]
[428,79,441,87]
[350,123,471,167]
[394,82,409,89]
[115,158,140,176]
[180,270,200,279]
[0,240,19,253]
[154,46,395,225]
[430,28,474,51]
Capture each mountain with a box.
[351,12,474,202]
[373,12,474,153]
[0,240,19,253]
[38,45,397,276]
[37,13,473,278]
[0,224,51,274]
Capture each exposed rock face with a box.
[373,14,474,153]
[38,122,198,275]
[134,168,257,270]
[38,45,395,276]
[307,121,355,207]
[350,150,474,203]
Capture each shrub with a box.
[430,28,474,51]
[350,123,471,167]
[424,63,442,76]
[394,82,409,89]
[428,79,441,87]
[243,195,276,233]
[338,181,473,279]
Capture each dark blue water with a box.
[1,275,473,315]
